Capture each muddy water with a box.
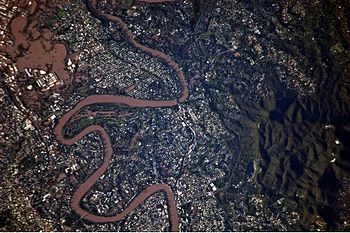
[0,1,69,81]
[53,0,190,231]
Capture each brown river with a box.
[54,0,189,231]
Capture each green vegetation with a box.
[57,10,68,18]
[39,21,53,29]
[64,116,123,139]
[19,155,37,174]
[330,42,347,55]
[198,31,214,39]
[120,0,134,9]
[138,71,151,80]
[0,210,22,231]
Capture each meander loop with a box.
[53,0,189,231]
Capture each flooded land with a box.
[0,0,349,231]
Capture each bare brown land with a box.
[53,0,189,231]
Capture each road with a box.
[54,0,188,231]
